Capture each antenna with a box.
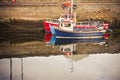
[71,0,73,14]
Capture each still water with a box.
[0,27,120,80]
[0,54,120,80]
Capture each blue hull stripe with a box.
[55,29,104,37]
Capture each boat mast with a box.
[70,0,73,14]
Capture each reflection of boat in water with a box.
[60,44,89,73]
[43,33,56,48]
[43,33,52,43]
[55,38,105,45]
[59,44,76,54]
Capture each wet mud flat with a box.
[0,19,120,59]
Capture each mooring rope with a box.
[0,21,43,31]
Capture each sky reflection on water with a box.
[0,53,120,80]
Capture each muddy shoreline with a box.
[0,3,120,22]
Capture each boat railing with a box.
[76,21,104,27]
[45,18,59,23]
[62,14,74,19]
[74,21,104,32]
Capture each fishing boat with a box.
[47,0,109,39]
[43,0,109,35]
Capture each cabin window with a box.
[81,22,89,26]
[64,14,74,19]
[64,15,67,19]
[64,23,71,27]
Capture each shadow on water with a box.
[0,20,44,44]
[110,18,120,38]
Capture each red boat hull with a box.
[43,21,59,33]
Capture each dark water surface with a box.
[0,20,120,55]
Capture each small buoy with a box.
[62,2,72,9]
[64,2,72,7]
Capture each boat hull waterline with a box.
[54,27,105,39]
